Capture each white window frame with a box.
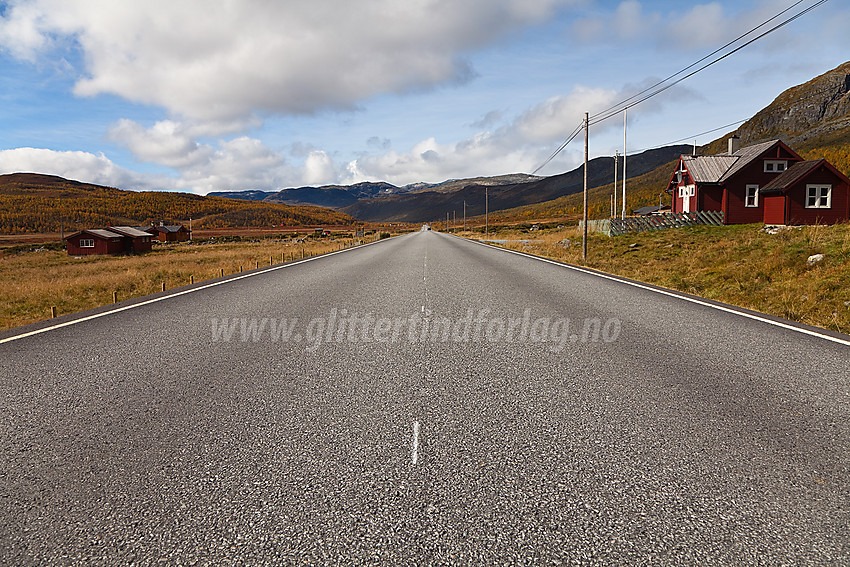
[745,184,759,207]
[764,160,787,173]
[806,184,832,209]
[80,238,95,248]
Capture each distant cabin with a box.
[64,226,153,255]
[145,224,191,242]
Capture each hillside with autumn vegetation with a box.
[0,173,354,233]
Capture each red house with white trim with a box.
[667,137,805,224]
[64,226,153,255]
[64,229,127,255]
[761,159,850,225]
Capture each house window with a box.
[764,160,787,173]
[80,238,95,248]
[806,185,831,208]
[745,185,759,207]
[678,185,694,197]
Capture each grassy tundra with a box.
[462,222,850,334]
[0,235,374,331]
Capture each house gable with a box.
[761,160,850,225]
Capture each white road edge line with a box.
[0,241,383,345]
[411,421,420,465]
[461,235,850,348]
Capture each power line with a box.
[531,122,583,175]
[631,119,748,154]
[589,0,829,127]
[530,0,829,174]
[588,0,810,123]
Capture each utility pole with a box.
[613,150,618,219]
[463,200,466,231]
[446,211,449,232]
[582,112,588,262]
[622,108,627,220]
[485,187,489,238]
[453,210,456,232]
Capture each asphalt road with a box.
[1,229,848,565]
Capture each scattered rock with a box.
[665,244,675,248]
[557,239,572,248]
[629,243,641,248]
[807,253,824,265]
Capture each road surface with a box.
[1,229,848,565]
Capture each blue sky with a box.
[0,0,847,194]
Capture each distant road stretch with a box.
[1,229,848,565]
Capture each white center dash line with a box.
[411,421,420,465]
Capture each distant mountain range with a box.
[207,149,688,223]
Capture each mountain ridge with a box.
[0,174,353,234]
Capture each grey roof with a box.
[634,205,670,216]
[155,225,186,233]
[761,160,825,194]
[109,226,152,238]
[86,229,124,239]
[679,139,784,184]
[719,139,782,182]
[682,155,737,183]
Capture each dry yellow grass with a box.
[0,236,377,331]
[460,222,850,334]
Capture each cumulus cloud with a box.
[343,76,700,184]
[343,85,622,184]
[0,147,147,188]
[0,0,582,128]
[108,119,213,168]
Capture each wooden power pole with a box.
[583,112,588,261]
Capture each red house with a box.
[146,224,191,242]
[761,159,850,225]
[668,137,805,224]
[64,226,153,255]
[64,229,127,255]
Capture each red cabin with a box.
[64,229,127,255]
[146,224,191,242]
[668,137,804,224]
[64,226,153,255]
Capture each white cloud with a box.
[0,147,147,188]
[0,0,582,129]
[108,119,213,168]
[343,85,623,184]
[303,151,337,186]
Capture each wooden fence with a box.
[581,211,724,236]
